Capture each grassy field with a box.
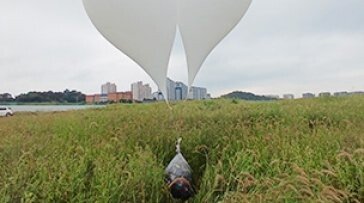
[0,97,363,202]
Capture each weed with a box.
[0,97,363,202]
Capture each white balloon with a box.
[82,0,177,101]
[83,0,252,101]
[178,0,252,86]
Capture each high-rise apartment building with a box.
[175,82,188,100]
[143,84,153,100]
[131,81,143,101]
[166,78,176,100]
[101,82,117,95]
[131,81,153,101]
[153,79,208,101]
[188,86,208,100]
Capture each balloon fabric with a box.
[83,0,252,101]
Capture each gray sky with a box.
[1,0,363,98]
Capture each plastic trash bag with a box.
[165,139,194,200]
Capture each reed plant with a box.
[0,96,363,202]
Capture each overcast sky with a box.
[1,0,363,98]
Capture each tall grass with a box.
[0,96,363,202]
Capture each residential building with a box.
[175,82,188,100]
[319,92,331,97]
[200,88,208,100]
[188,86,208,100]
[302,93,315,98]
[131,81,143,101]
[283,94,295,100]
[101,82,117,95]
[143,84,153,100]
[153,78,208,101]
[131,81,153,101]
[166,78,176,100]
[334,92,349,97]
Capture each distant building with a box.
[143,84,153,100]
[283,94,295,100]
[94,94,101,103]
[85,94,98,104]
[188,86,208,100]
[86,91,133,104]
[152,92,161,100]
[200,88,208,100]
[175,82,188,100]
[166,78,207,101]
[100,94,108,103]
[265,95,280,99]
[302,93,315,99]
[319,92,331,97]
[85,94,103,104]
[101,82,117,95]
[108,91,133,102]
[131,81,152,101]
[131,81,143,101]
[350,91,364,95]
[86,81,132,104]
[334,92,349,97]
[153,78,208,101]
[166,78,177,100]
[152,91,164,101]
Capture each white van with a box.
[0,106,13,117]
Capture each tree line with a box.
[0,90,85,103]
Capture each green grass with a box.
[0,97,363,202]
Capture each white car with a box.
[0,106,13,117]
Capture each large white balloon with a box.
[83,0,252,100]
[83,0,177,101]
[178,0,252,86]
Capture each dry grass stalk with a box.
[310,178,324,188]
[296,175,310,186]
[292,164,307,177]
[213,174,226,192]
[321,186,344,203]
[285,184,299,194]
[300,188,314,197]
[321,169,338,178]
[336,151,352,159]
[353,148,364,156]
